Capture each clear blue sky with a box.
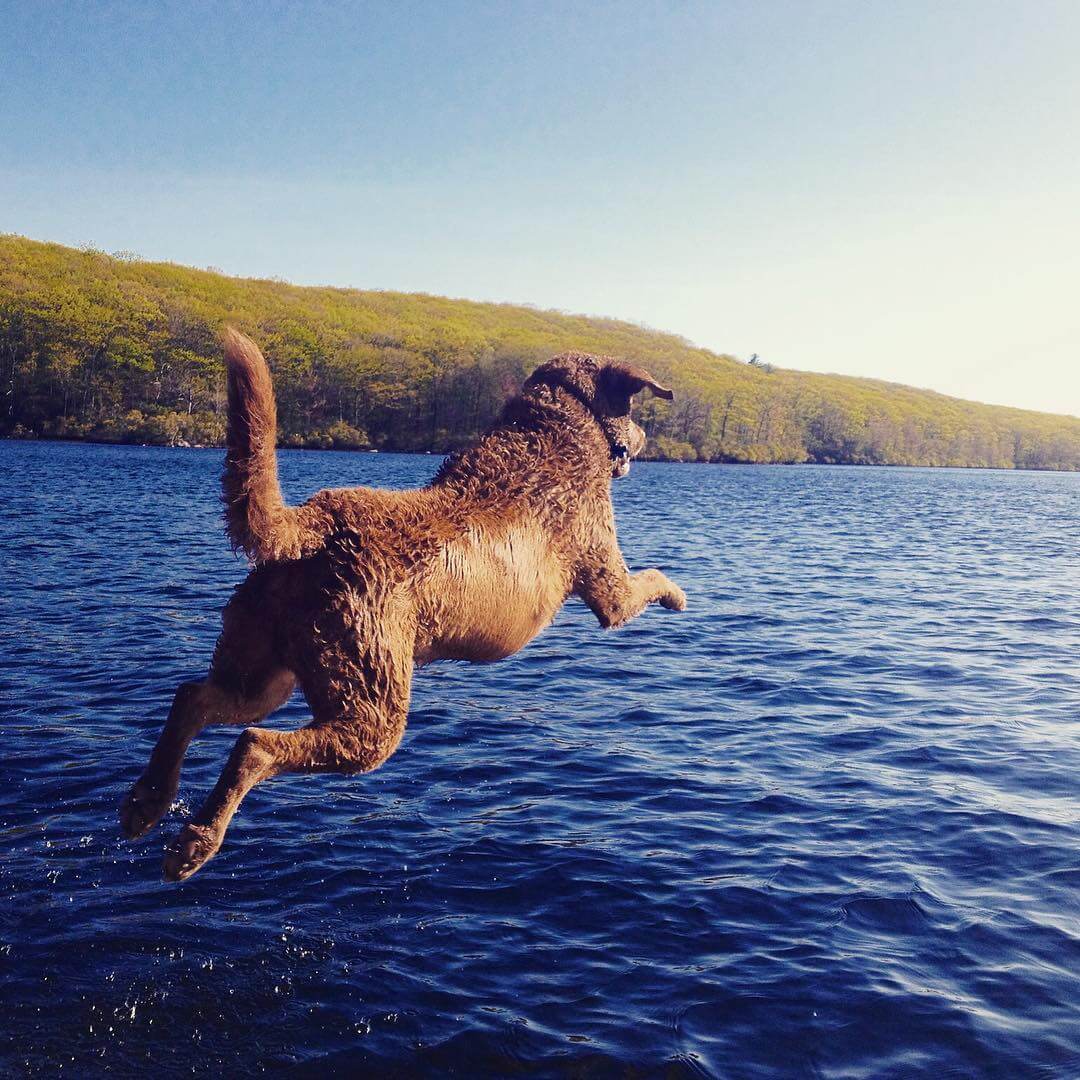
[2,1,1078,415]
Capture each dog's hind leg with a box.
[162,641,412,882]
[119,670,295,839]
[120,597,294,840]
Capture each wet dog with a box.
[120,330,686,880]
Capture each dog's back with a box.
[229,479,577,669]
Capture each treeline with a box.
[2,234,1080,469]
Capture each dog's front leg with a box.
[575,550,686,629]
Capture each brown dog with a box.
[120,330,687,880]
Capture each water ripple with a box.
[1,444,1079,1076]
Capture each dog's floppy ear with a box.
[600,362,674,401]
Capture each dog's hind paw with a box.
[120,775,175,840]
[163,823,221,882]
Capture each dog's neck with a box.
[430,384,613,493]
[523,375,630,466]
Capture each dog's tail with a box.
[221,328,306,563]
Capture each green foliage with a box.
[650,436,700,462]
[2,234,1079,469]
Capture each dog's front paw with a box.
[659,584,687,612]
[163,823,221,882]
[120,774,175,840]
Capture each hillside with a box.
[2,234,1078,469]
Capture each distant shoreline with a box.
[4,435,1078,474]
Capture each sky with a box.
[2,0,1078,416]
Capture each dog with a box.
[120,329,687,881]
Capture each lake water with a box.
[1,439,1079,1077]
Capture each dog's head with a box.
[525,353,673,477]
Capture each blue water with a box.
[1,440,1079,1077]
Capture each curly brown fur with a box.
[221,327,311,562]
[121,331,687,881]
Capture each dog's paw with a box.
[660,585,687,612]
[120,774,175,840]
[163,823,221,882]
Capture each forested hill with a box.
[2,234,1078,469]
